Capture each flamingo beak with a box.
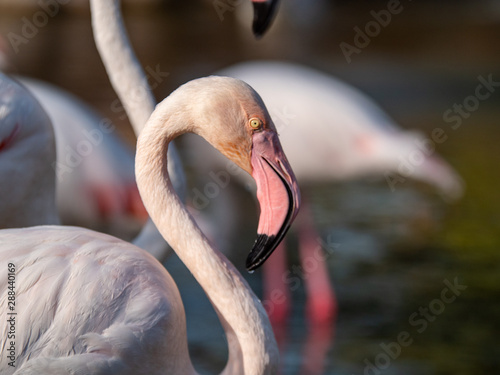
[252,0,280,38]
[247,130,300,271]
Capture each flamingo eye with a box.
[249,117,263,130]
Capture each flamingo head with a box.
[184,76,301,271]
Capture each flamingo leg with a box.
[262,241,291,329]
[262,241,291,326]
[262,241,290,375]
[262,200,337,373]
[263,199,338,326]
[297,200,338,326]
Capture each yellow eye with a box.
[249,117,262,130]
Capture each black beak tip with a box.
[246,257,260,272]
[246,234,276,271]
[252,0,280,38]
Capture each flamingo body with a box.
[0,226,190,375]
[17,77,145,230]
[0,73,58,228]
[0,76,299,374]
[215,61,464,197]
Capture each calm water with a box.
[1,1,500,374]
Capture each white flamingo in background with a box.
[0,76,300,375]
[87,0,279,255]
[0,32,147,233]
[0,0,279,246]
[0,2,183,243]
[0,73,59,228]
[183,61,465,327]
[16,77,148,232]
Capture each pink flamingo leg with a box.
[262,200,336,373]
[297,201,338,326]
[262,242,290,374]
[262,241,291,329]
[263,200,337,326]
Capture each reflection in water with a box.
[272,315,335,375]
[302,322,335,375]
[263,199,337,374]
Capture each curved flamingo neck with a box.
[89,0,186,253]
[135,98,279,375]
[90,0,154,133]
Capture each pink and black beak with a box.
[247,129,300,271]
[252,0,280,38]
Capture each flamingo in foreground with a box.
[0,76,300,374]
[186,61,465,327]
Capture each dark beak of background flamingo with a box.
[247,130,300,271]
[252,0,280,38]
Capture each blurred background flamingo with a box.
[0,28,157,238]
[185,60,464,327]
[0,72,58,228]
[0,0,278,242]
[17,77,148,233]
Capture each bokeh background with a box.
[1,1,499,374]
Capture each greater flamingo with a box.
[16,77,147,232]
[0,76,300,374]
[0,73,59,228]
[0,0,279,241]
[0,31,146,232]
[185,61,465,327]
[0,2,184,239]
